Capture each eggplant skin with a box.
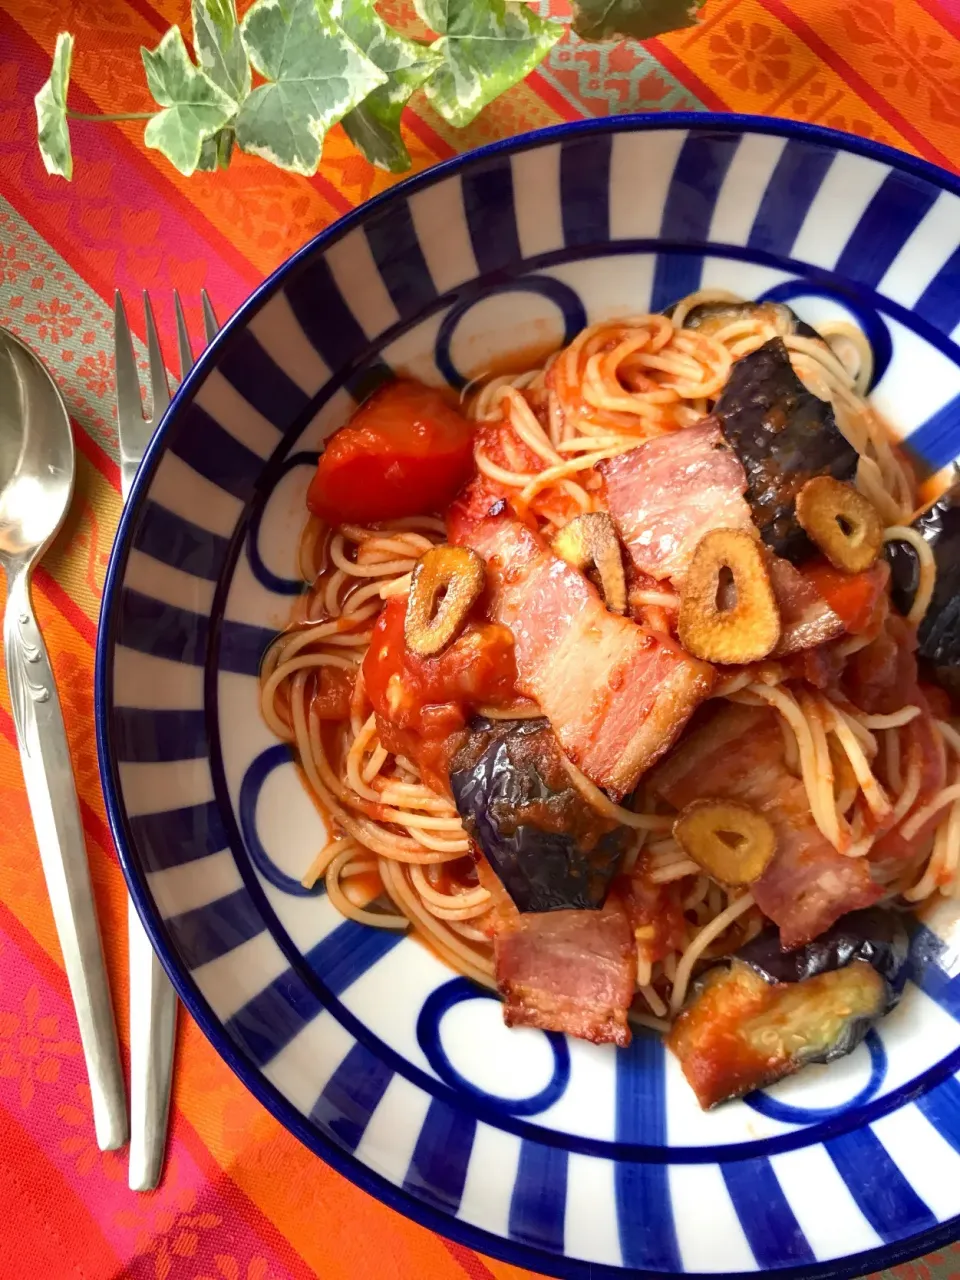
[888,476,960,670]
[715,338,858,563]
[668,908,909,1108]
[738,906,909,1001]
[680,300,822,343]
[449,717,628,913]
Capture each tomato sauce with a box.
[621,868,687,965]
[362,595,522,793]
[461,337,563,395]
[340,869,384,907]
[843,613,917,716]
[311,666,354,720]
[424,857,481,899]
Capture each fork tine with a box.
[113,291,142,423]
[142,291,170,420]
[173,291,194,380]
[201,289,219,346]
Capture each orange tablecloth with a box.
[2,0,960,1275]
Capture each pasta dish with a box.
[259,292,960,1106]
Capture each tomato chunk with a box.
[803,559,889,633]
[362,596,519,792]
[307,380,475,525]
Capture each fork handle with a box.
[128,901,177,1190]
[4,566,128,1150]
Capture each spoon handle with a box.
[4,568,128,1151]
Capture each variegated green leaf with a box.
[141,27,236,175]
[332,0,441,172]
[236,0,386,176]
[414,0,561,129]
[192,0,251,106]
[197,127,236,169]
[35,32,74,180]
[570,0,703,42]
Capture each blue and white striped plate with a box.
[96,114,960,1278]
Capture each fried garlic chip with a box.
[552,512,627,614]
[673,798,776,885]
[796,476,883,574]
[405,546,485,657]
[678,528,780,664]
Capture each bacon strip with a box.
[650,703,883,947]
[448,487,714,798]
[474,858,637,1045]
[599,419,754,584]
[496,908,636,1045]
[767,556,845,656]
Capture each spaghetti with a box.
[261,291,957,1025]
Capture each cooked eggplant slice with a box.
[669,960,886,1109]
[668,908,908,1108]
[449,717,628,913]
[737,906,909,990]
[714,339,859,564]
[679,299,822,343]
[888,473,960,672]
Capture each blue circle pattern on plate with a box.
[238,743,321,897]
[434,276,588,390]
[245,450,319,596]
[96,116,960,1280]
[743,1030,888,1125]
[417,978,571,1116]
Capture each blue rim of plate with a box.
[94,111,960,1279]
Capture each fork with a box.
[114,289,218,1191]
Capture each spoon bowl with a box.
[0,329,75,564]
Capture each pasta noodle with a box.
[262,292,957,1028]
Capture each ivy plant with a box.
[35,0,703,180]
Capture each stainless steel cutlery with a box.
[0,292,219,1187]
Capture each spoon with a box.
[0,328,127,1150]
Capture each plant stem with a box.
[66,110,156,122]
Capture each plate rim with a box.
[95,110,960,1278]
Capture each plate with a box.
[96,113,960,1278]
